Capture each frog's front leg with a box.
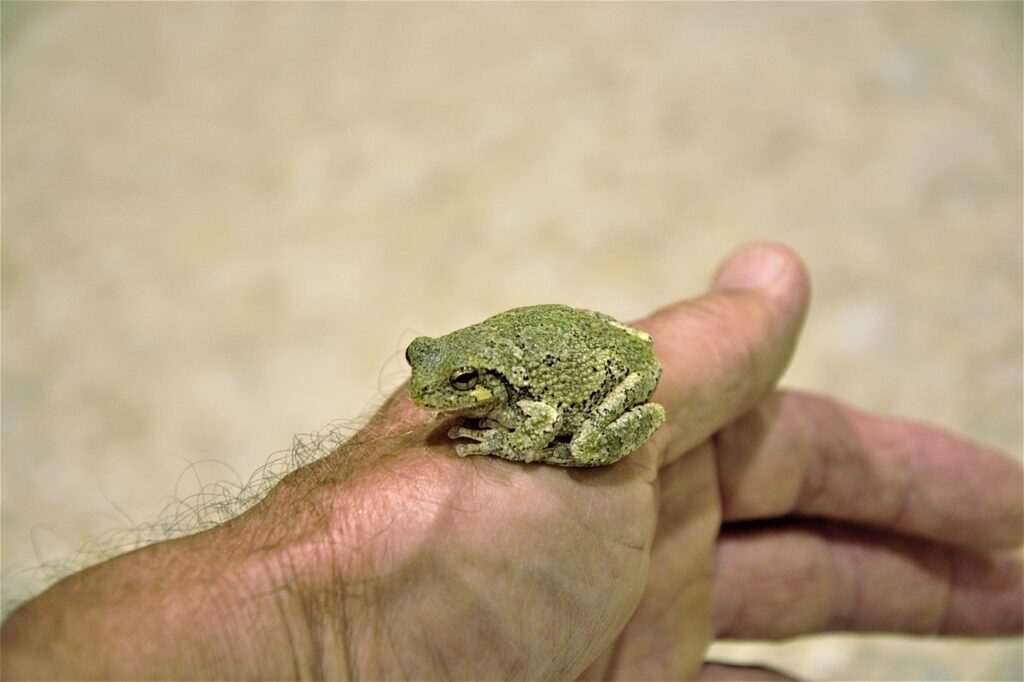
[475,402,521,430]
[449,400,561,462]
[570,371,665,465]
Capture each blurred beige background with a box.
[2,3,1021,679]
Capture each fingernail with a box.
[712,243,791,292]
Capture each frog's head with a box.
[405,334,511,414]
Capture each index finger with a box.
[716,390,1024,550]
[635,242,811,467]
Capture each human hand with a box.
[256,242,1021,679]
[3,243,1019,681]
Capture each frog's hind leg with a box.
[590,372,659,429]
[570,402,665,465]
[570,371,665,465]
[451,436,556,465]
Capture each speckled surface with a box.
[2,3,1021,679]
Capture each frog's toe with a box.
[455,442,494,457]
[448,426,484,441]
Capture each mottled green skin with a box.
[406,304,665,466]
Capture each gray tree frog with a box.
[406,304,665,467]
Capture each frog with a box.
[405,304,665,467]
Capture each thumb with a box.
[635,242,811,467]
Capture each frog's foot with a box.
[571,402,666,465]
[448,425,505,457]
[448,426,550,463]
[447,425,539,461]
[588,371,660,430]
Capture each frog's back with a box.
[487,305,654,425]
[500,304,655,363]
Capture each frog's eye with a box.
[405,345,413,365]
[449,367,479,391]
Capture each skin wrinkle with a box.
[353,596,385,678]
[792,402,828,519]
[382,562,468,679]
[306,579,330,680]
[648,418,688,472]
[726,300,775,414]
[709,427,738,515]
[573,624,606,680]
[713,522,829,639]
[725,557,751,640]
[687,584,717,676]
[425,629,455,681]
[315,456,490,587]
[578,507,649,553]
[269,542,335,677]
[385,618,411,681]
[709,446,742,640]
[599,631,628,681]
[712,310,766,415]
[853,414,918,537]
[713,520,1018,639]
[935,544,958,636]
[862,409,1021,549]
[823,525,859,633]
[624,586,690,676]
[585,443,719,678]
[879,458,916,542]
[906,538,951,634]
[633,559,679,634]
[329,570,355,682]
[713,264,808,416]
[714,393,809,522]
[942,549,1024,635]
[837,528,954,634]
[429,557,553,676]
[712,569,739,639]
[642,292,775,432]
[582,646,616,681]
[299,591,322,679]
[779,395,918,536]
[271,559,305,679]
[567,477,653,553]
